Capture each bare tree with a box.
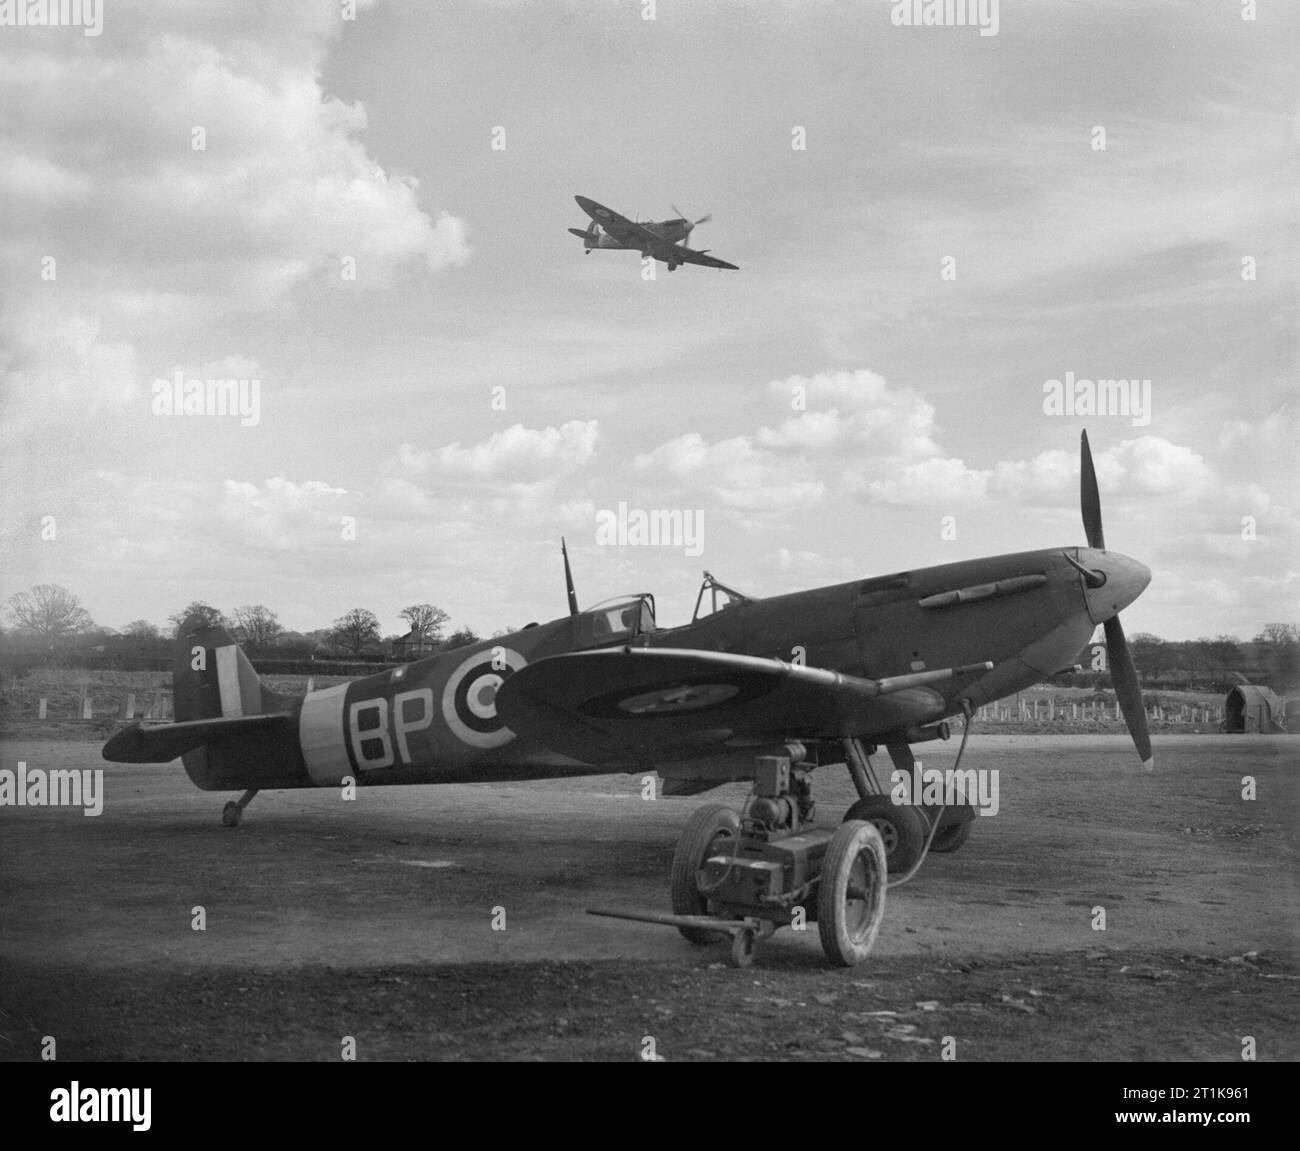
[168,602,228,633]
[332,608,380,656]
[1207,634,1243,679]
[1255,622,1300,684]
[399,603,450,643]
[1127,632,1169,684]
[1256,622,1298,646]
[442,626,480,651]
[232,604,283,651]
[5,584,93,644]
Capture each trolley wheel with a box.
[730,928,758,968]
[817,820,887,966]
[843,795,928,875]
[670,803,740,945]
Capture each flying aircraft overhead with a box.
[568,194,739,271]
[102,432,1151,964]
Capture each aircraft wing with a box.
[573,196,662,248]
[496,647,989,764]
[670,245,739,271]
[103,714,292,764]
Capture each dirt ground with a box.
[0,733,1296,1061]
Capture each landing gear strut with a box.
[838,703,978,882]
[221,789,259,827]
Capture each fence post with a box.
[123,693,136,720]
[38,697,47,720]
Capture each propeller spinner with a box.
[672,204,712,242]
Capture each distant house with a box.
[392,630,438,660]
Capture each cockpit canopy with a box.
[691,571,753,623]
[575,594,656,648]
[571,575,752,648]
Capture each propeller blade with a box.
[1080,429,1105,550]
[561,537,579,617]
[1105,614,1153,770]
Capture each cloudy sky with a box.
[1,0,1295,642]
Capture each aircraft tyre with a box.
[842,795,928,875]
[929,819,972,853]
[818,819,887,966]
[221,801,242,828]
[671,803,740,945]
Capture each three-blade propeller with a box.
[672,204,712,243]
[1080,430,1153,770]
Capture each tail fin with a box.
[173,616,276,721]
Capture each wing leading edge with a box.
[573,196,655,247]
[495,647,990,764]
[670,245,739,270]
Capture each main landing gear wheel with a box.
[929,819,972,854]
[843,795,928,876]
[670,803,740,945]
[818,820,887,966]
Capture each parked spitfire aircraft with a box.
[568,194,739,271]
[105,431,1151,864]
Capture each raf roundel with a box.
[441,647,527,748]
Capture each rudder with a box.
[173,616,275,722]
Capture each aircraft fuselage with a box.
[175,545,1148,793]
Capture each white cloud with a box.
[2,22,468,316]
[634,432,824,511]
[757,370,941,459]
[406,420,599,480]
[860,456,990,506]
[849,436,1221,509]
[756,548,861,591]
[217,476,351,551]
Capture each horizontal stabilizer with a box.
[103,714,292,764]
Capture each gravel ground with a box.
[1,733,1295,1061]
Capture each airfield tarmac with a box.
[1,733,1296,1061]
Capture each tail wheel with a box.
[843,795,928,875]
[670,803,740,945]
[818,820,887,966]
[929,820,972,854]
